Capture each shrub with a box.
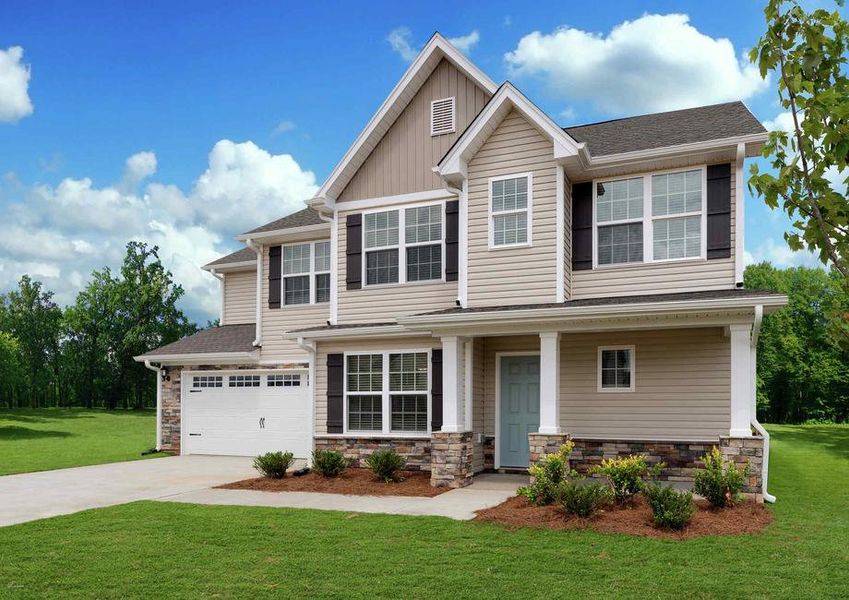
[557,480,611,517]
[253,451,295,479]
[517,441,575,505]
[311,449,348,477]
[591,454,664,503]
[365,449,406,482]
[644,484,695,530]
[694,446,751,508]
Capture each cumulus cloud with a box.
[505,14,767,115]
[0,46,33,123]
[448,31,480,55]
[744,239,822,269]
[0,141,318,321]
[388,28,481,62]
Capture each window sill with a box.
[488,242,532,251]
[361,278,449,290]
[591,256,707,271]
[596,387,636,393]
[323,432,432,440]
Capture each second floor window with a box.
[490,174,532,248]
[283,241,330,305]
[363,205,443,286]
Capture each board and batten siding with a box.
[222,270,256,325]
[259,243,331,363]
[313,336,442,436]
[336,209,458,324]
[570,163,737,299]
[563,170,573,301]
[338,59,491,202]
[467,110,558,306]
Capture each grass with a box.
[0,408,166,475]
[0,424,847,599]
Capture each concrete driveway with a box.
[0,455,256,527]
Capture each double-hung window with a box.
[345,351,430,434]
[596,177,644,265]
[363,205,443,286]
[490,173,532,247]
[651,170,704,260]
[283,241,329,305]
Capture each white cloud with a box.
[505,14,768,115]
[387,27,417,62]
[121,151,157,191]
[559,106,577,122]
[272,120,296,135]
[0,46,33,123]
[745,238,823,269]
[448,31,480,55]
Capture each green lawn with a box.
[0,408,166,475]
[1,425,847,599]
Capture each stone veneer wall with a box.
[313,436,432,471]
[430,431,475,488]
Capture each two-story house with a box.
[137,33,786,500]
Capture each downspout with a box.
[209,268,225,325]
[296,336,317,466]
[143,359,162,451]
[750,304,776,502]
[245,238,262,347]
[315,210,337,325]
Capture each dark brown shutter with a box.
[346,214,362,290]
[572,182,593,271]
[445,200,459,282]
[268,245,281,309]
[430,349,443,432]
[327,353,344,434]
[706,163,732,260]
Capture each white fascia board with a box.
[329,189,457,213]
[282,324,416,342]
[234,223,330,243]
[132,351,260,365]
[202,260,257,273]
[315,33,497,204]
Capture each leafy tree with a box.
[748,0,849,278]
[0,332,23,407]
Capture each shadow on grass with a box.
[0,426,75,441]
[770,425,849,461]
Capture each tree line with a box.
[0,242,196,409]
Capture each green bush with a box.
[365,449,406,482]
[311,449,348,477]
[557,480,611,517]
[694,446,751,507]
[591,454,664,503]
[517,441,575,506]
[253,451,295,479]
[644,484,695,529]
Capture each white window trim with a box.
[281,240,330,306]
[361,201,446,288]
[591,165,708,269]
[342,349,432,437]
[430,96,456,136]
[597,345,636,393]
[488,172,533,250]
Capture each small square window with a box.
[598,347,634,392]
[229,374,261,388]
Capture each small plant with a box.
[591,454,664,503]
[644,483,695,530]
[517,441,575,506]
[253,451,295,479]
[694,446,751,508]
[311,449,348,477]
[365,449,406,482]
[557,480,612,517]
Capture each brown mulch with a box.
[473,494,773,540]
[216,468,449,497]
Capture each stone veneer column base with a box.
[719,435,765,502]
[430,431,475,488]
[528,433,572,468]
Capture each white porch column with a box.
[440,336,467,432]
[538,332,562,434]
[729,323,753,437]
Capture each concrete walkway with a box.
[160,473,527,520]
[0,455,256,527]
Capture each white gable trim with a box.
[437,83,587,185]
[312,33,497,204]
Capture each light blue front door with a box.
[499,355,540,468]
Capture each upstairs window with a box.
[596,177,643,266]
[431,97,455,136]
[364,211,400,285]
[405,205,442,282]
[490,173,532,248]
[283,241,330,305]
[651,170,703,261]
[363,205,443,286]
[314,241,331,303]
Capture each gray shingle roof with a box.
[138,324,256,358]
[243,207,325,235]
[205,247,256,267]
[564,101,765,157]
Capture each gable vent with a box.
[431,97,456,136]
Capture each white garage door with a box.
[182,370,311,458]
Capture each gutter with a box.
[750,304,776,503]
[143,360,162,451]
[245,238,262,347]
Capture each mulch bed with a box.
[216,468,449,497]
[474,494,773,540]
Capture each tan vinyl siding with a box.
[467,110,558,306]
[222,270,256,325]
[338,59,490,202]
[563,171,573,300]
[560,328,731,441]
[259,243,331,363]
[571,163,737,299]
[336,209,457,324]
[314,336,441,436]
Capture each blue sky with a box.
[0,1,841,322]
